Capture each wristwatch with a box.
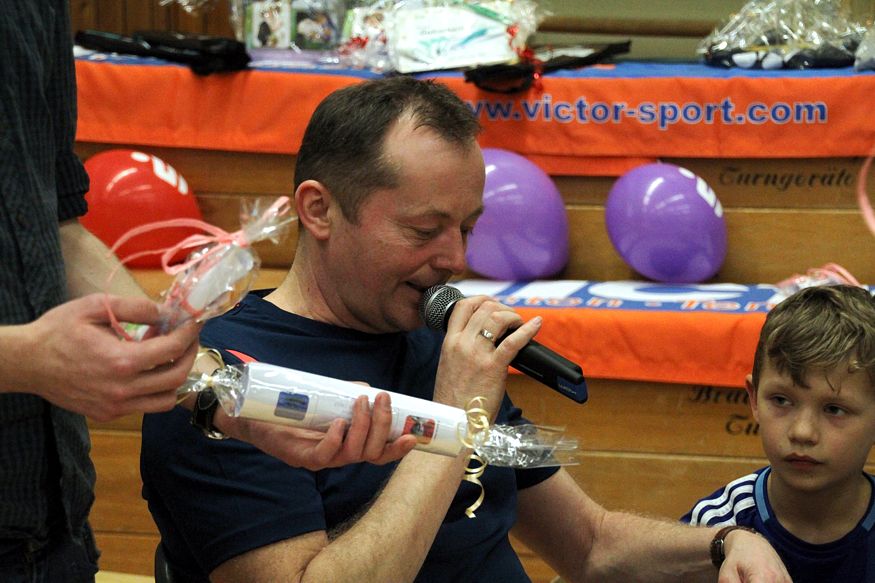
[190,389,228,440]
[710,525,758,568]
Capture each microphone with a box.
[419,285,588,403]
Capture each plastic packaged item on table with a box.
[699,0,866,69]
[774,263,862,301]
[159,0,220,14]
[339,0,544,73]
[855,26,875,71]
[179,361,580,468]
[231,0,345,51]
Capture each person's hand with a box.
[10,294,202,421]
[720,528,792,582]
[215,392,418,471]
[432,296,542,415]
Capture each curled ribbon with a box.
[459,396,491,518]
[858,143,875,238]
[104,196,292,340]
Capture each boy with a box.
[682,284,875,582]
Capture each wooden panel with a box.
[122,0,158,35]
[561,207,875,284]
[129,267,288,299]
[508,376,764,457]
[90,431,155,534]
[74,144,294,197]
[89,412,143,432]
[94,531,159,576]
[96,571,154,583]
[95,0,125,33]
[70,0,98,31]
[74,143,875,282]
[170,4,209,35]
[73,145,867,210]
[668,157,865,209]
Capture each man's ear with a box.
[744,374,759,422]
[295,179,333,240]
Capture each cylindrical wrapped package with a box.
[228,362,470,457]
[180,362,580,467]
[116,197,293,341]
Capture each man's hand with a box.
[433,296,541,414]
[215,392,418,470]
[720,528,792,582]
[4,293,202,421]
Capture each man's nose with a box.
[433,232,467,274]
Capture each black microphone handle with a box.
[420,285,588,404]
[499,333,588,404]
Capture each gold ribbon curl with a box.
[459,396,491,518]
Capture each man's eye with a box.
[412,228,437,239]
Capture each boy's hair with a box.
[751,285,875,389]
[294,76,482,223]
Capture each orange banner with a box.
[515,307,765,388]
[75,57,875,177]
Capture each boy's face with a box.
[746,359,875,494]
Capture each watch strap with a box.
[710,525,758,569]
[190,388,228,440]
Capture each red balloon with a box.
[81,149,203,267]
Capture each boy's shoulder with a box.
[680,467,768,527]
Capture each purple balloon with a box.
[467,149,569,280]
[605,163,727,283]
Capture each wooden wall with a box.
[70,0,235,37]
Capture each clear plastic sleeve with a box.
[855,25,875,71]
[773,263,862,301]
[699,0,866,69]
[124,197,294,340]
[339,0,544,73]
[179,361,579,468]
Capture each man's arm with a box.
[208,297,543,583]
[214,448,471,583]
[0,220,201,419]
[59,218,147,299]
[512,469,791,583]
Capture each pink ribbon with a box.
[104,196,291,339]
[858,144,875,238]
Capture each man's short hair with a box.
[294,76,482,222]
[751,285,875,389]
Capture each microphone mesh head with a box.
[419,285,464,330]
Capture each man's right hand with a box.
[1,293,202,421]
[432,296,542,415]
[215,392,418,471]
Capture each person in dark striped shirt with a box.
[683,285,875,583]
